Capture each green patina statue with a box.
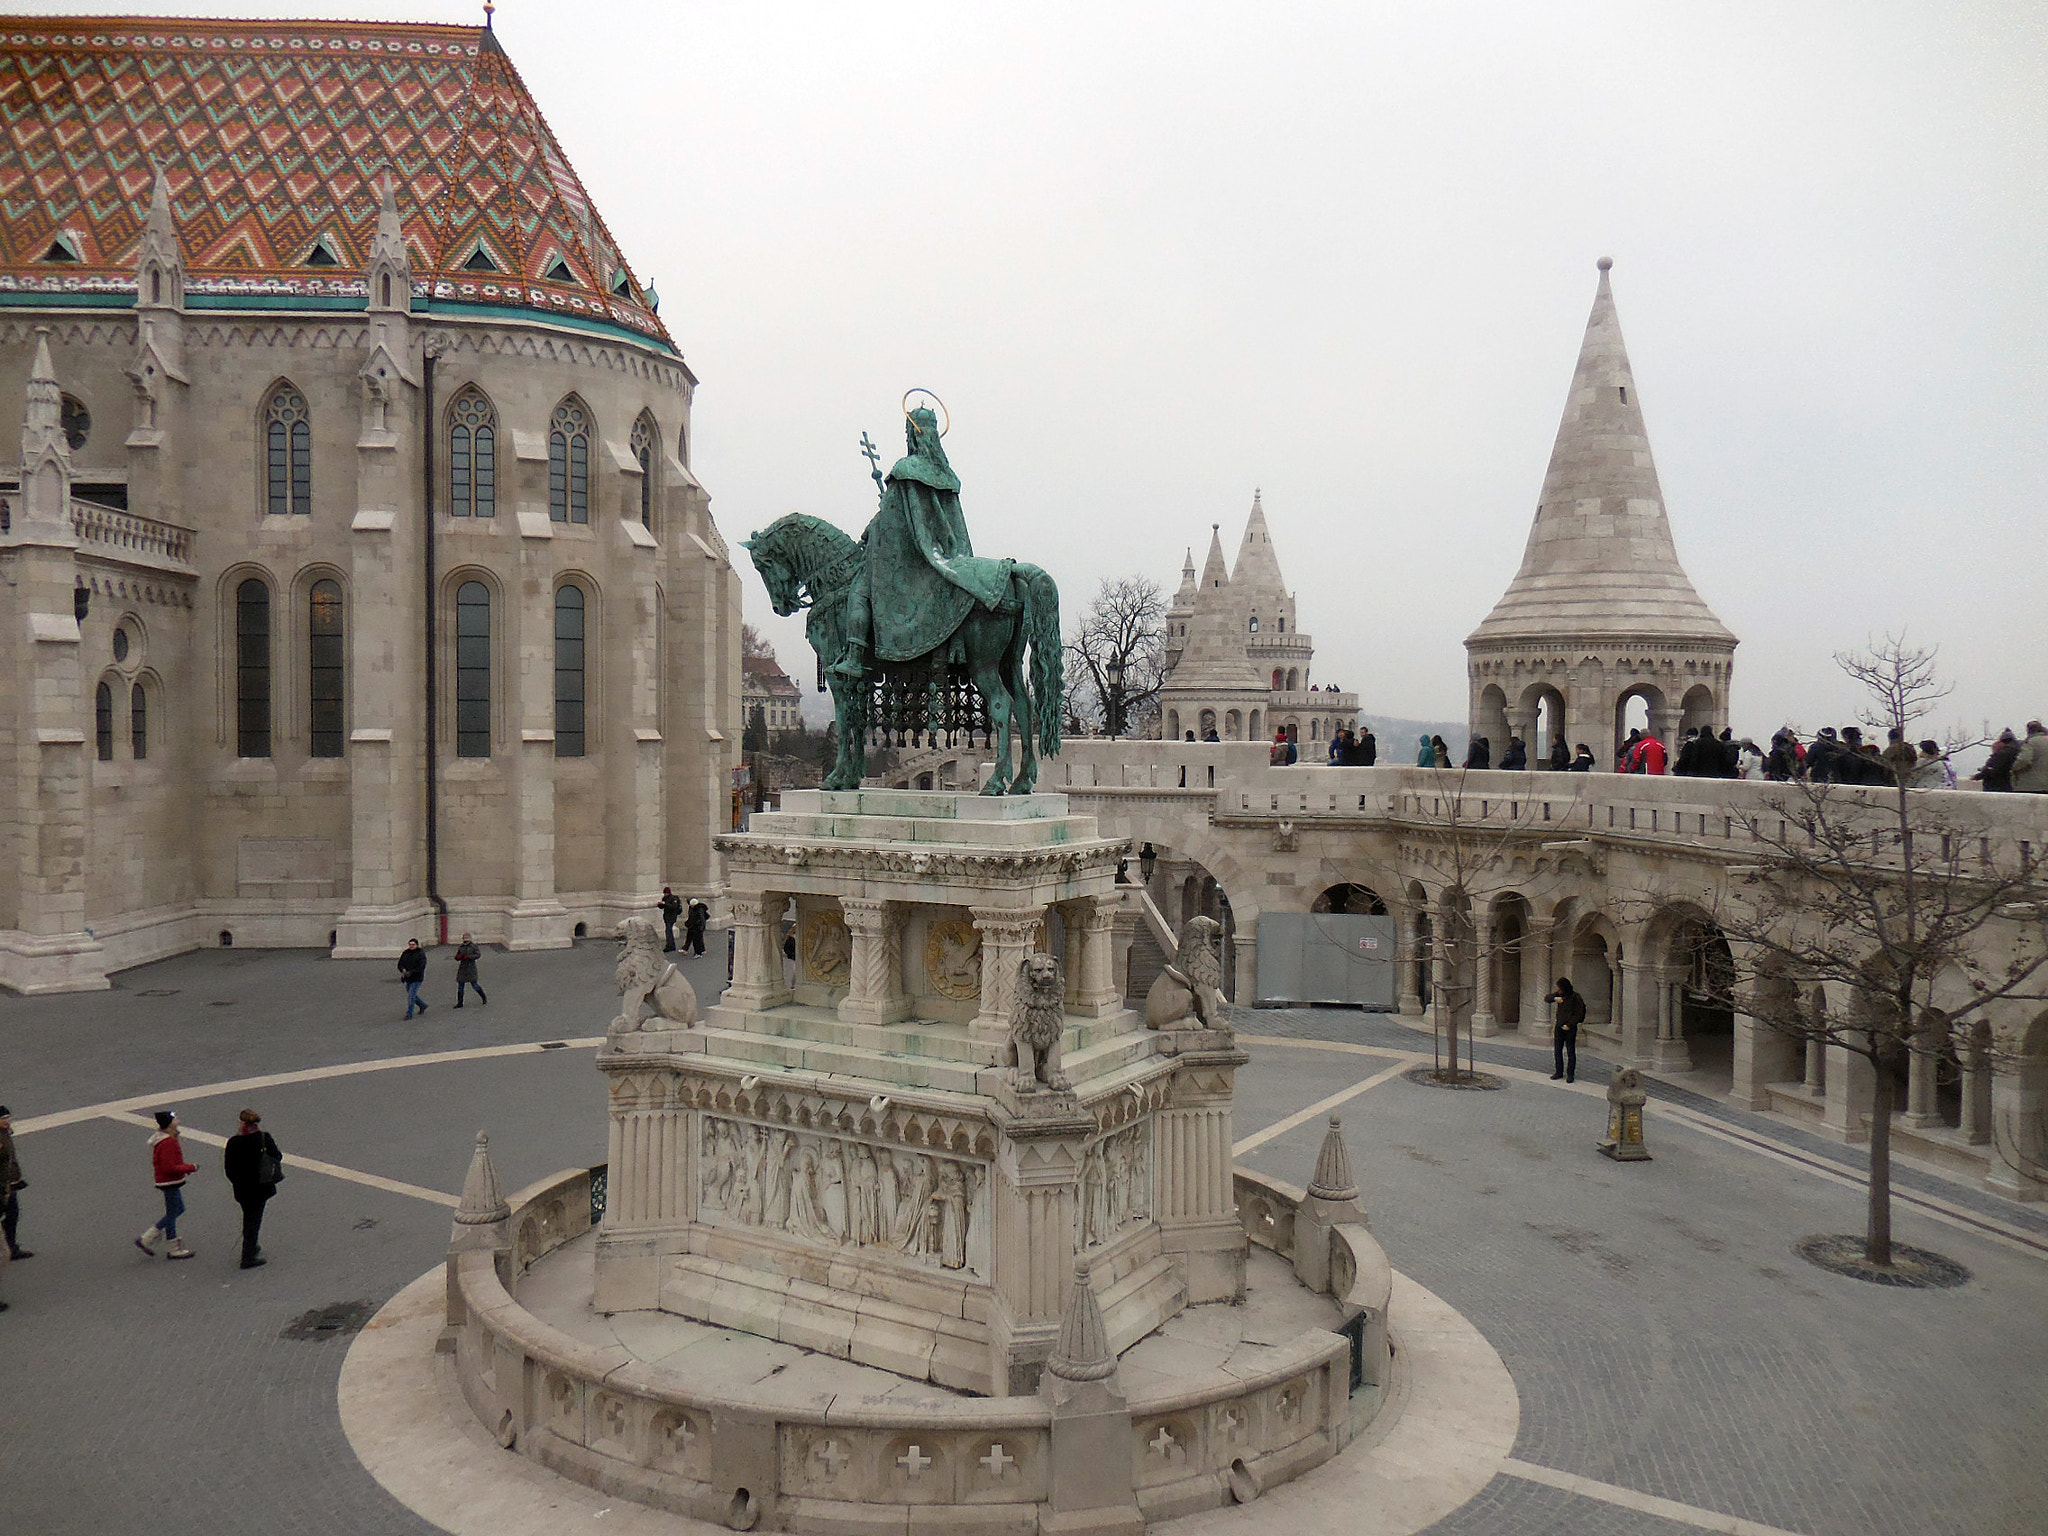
[743,403,1062,795]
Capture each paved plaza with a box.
[2,942,2045,1535]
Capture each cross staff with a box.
[859,431,884,501]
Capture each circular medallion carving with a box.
[802,909,851,985]
[924,919,982,1000]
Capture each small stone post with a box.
[1040,1262,1141,1535]
[1597,1068,1652,1161]
[442,1130,512,1349]
[1295,1116,1365,1293]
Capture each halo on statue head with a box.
[901,388,950,437]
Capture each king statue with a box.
[743,398,1063,796]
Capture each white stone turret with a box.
[366,174,412,314]
[133,166,185,313]
[18,327,74,543]
[1466,259,1737,762]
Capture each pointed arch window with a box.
[236,577,272,757]
[548,399,590,524]
[264,385,311,516]
[630,412,655,530]
[554,583,587,758]
[455,580,491,758]
[448,388,496,518]
[95,680,114,761]
[131,680,149,760]
[309,579,345,758]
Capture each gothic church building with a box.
[0,18,740,991]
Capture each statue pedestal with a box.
[595,790,1247,1395]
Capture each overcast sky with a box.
[30,1,2046,740]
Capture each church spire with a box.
[1231,486,1287,600]
[1198,523,1229,592]
[134,165,184,311]
[366,175,411,314]
[1172,546,1197,609]
[1467,257,1733,645]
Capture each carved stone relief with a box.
[924,919,983,1001]
[699,1114,988,1277]
[802,907,851,986]
[1074,1121,1152,1251]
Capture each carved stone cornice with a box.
[717,836,1123,885]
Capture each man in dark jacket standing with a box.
[1544,977,1585,1083]
[684,898,710,957]
[398,939,427,1019]
[0,1106,29,1260]
[659,887,684,952]
[222,1109,282,1270]
[453,932,487,1007]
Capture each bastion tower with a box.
[1465,259,1736,763]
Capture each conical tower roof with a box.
[1468,260,1734,647]
[1197,524,1230,594]
[1231,490,1288,601]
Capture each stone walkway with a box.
[1,946,2043,1534]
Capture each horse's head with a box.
[742,514,859,616]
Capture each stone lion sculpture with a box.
[611,916,698,1032]
[1145,914,1230,1031]
[1011,951,1070,1092]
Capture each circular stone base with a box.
[340,1267,1519,1536]
[1793,1234,1971,1288]
[1404,1067,1508,1091]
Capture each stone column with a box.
[1109,900,1141,1007]
[1520,923,1552,1032]
[504,727,569,948]
[837,897,907,1025]
[1903,1015,1942,1128]
[1154,1051,1248,1304]
[1617,960,1657,1067]
[594,1070,686,1313]
[1804,1035,1826,1096]
[989,1114,1092,1393]
[1650,975,1693,1071]
[1728,1008,1772,1110]
[1394,907,1423,1018]
[1469,913,1498,1037]
[1230,926,1257,1006]
[972,906,1043,1055]
[1984,1047,2047,1201]
[1959,1022,1992,1147]
[723,890,791,1010]
[1821,1037,1873,1143]
[1066,895,1122,1018]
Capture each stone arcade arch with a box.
[1614,682,1665,762]
[1311,883,1388,916]
[1639,903,1737,1090]
[1517,681,1568,765]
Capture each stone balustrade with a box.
[69,497,196,573]
[450,1160,1391,1533]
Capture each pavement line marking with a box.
[1234,1058,1416,1155]
[14,1037,607,1136]
[1501,1457,1812,1536]
[100,1110,460,1208]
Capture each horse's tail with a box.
[1022,565,1063,758]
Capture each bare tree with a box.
[1719,635,2048,1268]
[741,622,775,660]
[1064,576,1166,739]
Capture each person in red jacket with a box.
[137,1110,198,1260]
[1635,733,1668,775]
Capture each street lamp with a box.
[1139,843,1157,883]
[1104,656,1125,738]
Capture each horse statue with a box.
[744,511,1062,794]
[743,401,1061,795]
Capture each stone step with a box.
[1101,1252,1187,1357]
[1126,925,1169,1006]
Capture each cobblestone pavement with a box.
[3,949,2044,1535]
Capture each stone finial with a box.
[134,165,186,311]
[24,327,60,432]
[1045,1262,1117,1384]
[366,174,412,313]
[1597,255,1613,271]
[1305,1116,1359,1203]
[454,1131,511,1227]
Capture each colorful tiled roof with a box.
[0,16,671,350]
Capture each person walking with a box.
[684,898,710,957]
[1498,736,1527,771]
[1569,742,1596,772]
[137,1110,197,1259]
[398,939,428,1018]
[659,886,684,952]
[1544,977,1585,1083]
[222,1109,283,1270]
[2010,721,2048,793]
[453,933,487,1008]
[0,1106,29,1261]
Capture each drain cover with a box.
[280,1300,377,1341]
[539,1041,568,1050]
[136,989,179,998]
[207,1000,237,1008]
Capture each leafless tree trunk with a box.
[1065,576,1166,739]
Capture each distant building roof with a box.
[0,17,671,352]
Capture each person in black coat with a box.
[1498,737,1527,771]
[454,932,487,1007]
[1548,736,1571,771]
[397,940,427,1019]
[1569,743,1596,772]
[222,1109,282,1270]
[659,887,683,952]
[1543,977,1585,1083]
[1675,729,1703,777]
[1463,736,1491,770]
[684,898,710,957]
[1356,727,1377,766]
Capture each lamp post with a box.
[1104,656,1125,739]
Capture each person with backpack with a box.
[398,939,427,1019]
[659,886,684,952]
[684,898,710,956]
[222,1109,283,1270]
[453,933,487,1008]
[137,1110,198,1260]
[1544,977,1585,1083]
